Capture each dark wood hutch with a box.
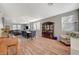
[42,22,54,39]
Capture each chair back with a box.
[31,31,36,38]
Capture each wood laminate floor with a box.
[18,37,70,55]
[0,36,70,55]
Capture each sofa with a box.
[10,30,22,36]
[60,35,70,45]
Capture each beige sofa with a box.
[60,35,70,45]
[60,32,79,45]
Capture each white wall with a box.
[0,17,3,37]
[71,37,79,55]
[39,9,79,39]
[40,15,61,39]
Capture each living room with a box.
[0,3,79,55]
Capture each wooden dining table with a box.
[0,37,18,55]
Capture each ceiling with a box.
[0,3,79,24]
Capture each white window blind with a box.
[62,15,76,32]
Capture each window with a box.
[33,23,37,30]
[62,15,77,32]
[36,22,40,30]
[12,25,21,30]
[17,25,21,30]
[0,19,3,29]
[12,25,17,30]
[33,22,40,30]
